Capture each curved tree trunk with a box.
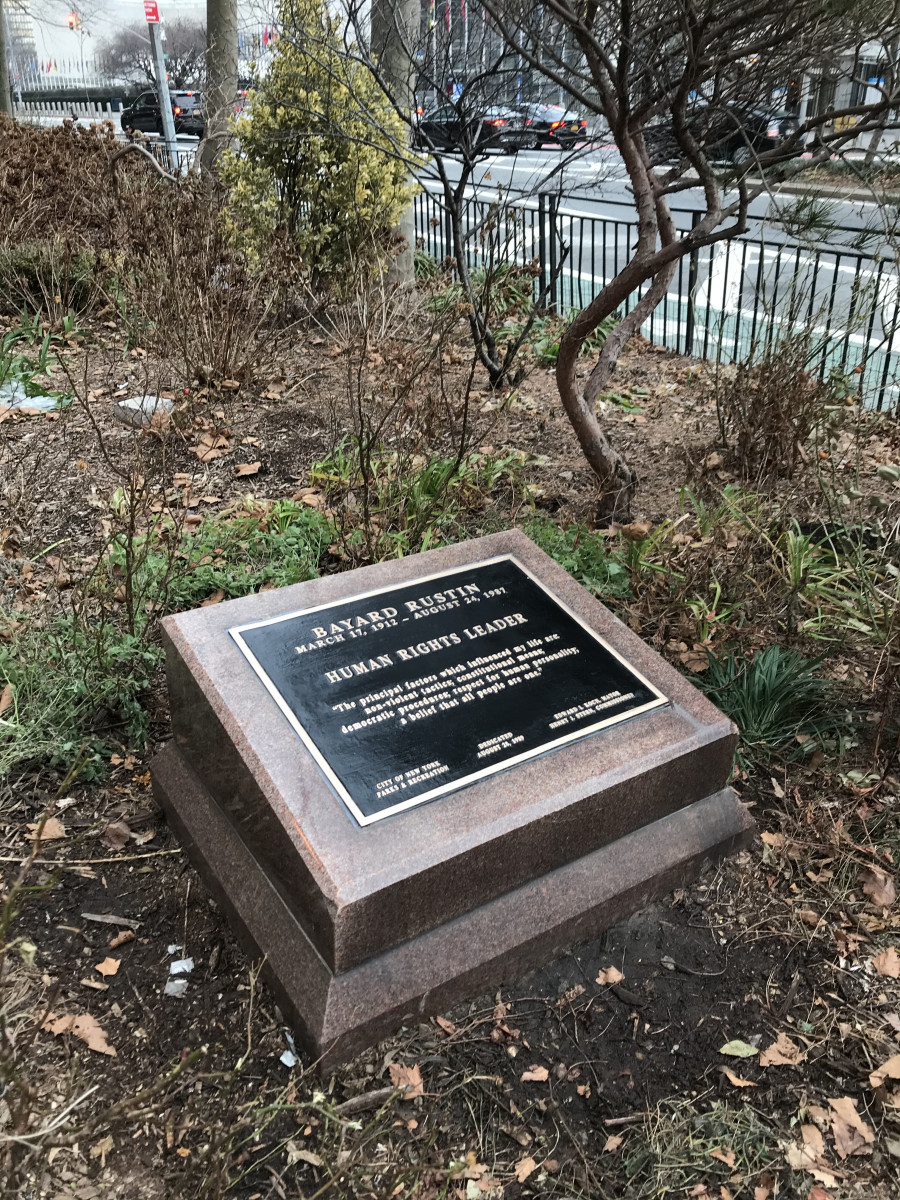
[555,195,678,521]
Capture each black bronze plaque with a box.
[229,555,668,825]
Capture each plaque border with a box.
[229,554,669,826]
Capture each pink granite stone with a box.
[151,530,753,1062]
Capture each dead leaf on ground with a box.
[679,646,710,671]
[200,589,225,607]
[801,1125,826,1159]
[26,817,65,841]
[235,461,261,477]
[760,1032,805,1067]
[520,1065,549,1082]
[620,521,651,541]
[870,1053,900,1089]
[709,1147,736,1168]
[89,1135,114,1167]
[388,1063,423,1098]
[435,1015,456,1036]
[596,965,625,985]
[603,1135,623,1153]
[859,864,896,908]
[219,378,240,391]
[99,820,132,851]
[109,929,135,949]
[785,1134,840,1187]
[807,1188,833,1200]
[514,1157,537,1182]
[0,683,12,716]
[43,1012,116,1056]
[828,1096,875,1158]
[721,1067,757,1087]
[95,957,120,977]
[288,1145,324,1168]
[873,947,900,977]
[192,432,230,462]
[834,928,865,955]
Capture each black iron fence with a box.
[145,140,199,175]
[414,184,900,412]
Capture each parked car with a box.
[413,105,532,153]
[121,90,204,138]
[517,103,588,148]
[644,104,800,166]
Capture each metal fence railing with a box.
[145,140,199,175]
[414,185,900,412]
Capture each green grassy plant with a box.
[313,439,525,562]
[0,241,97,317]
[697,644,852,774]
[0,616,161,780]
[624,1100,788,1198]
[0,503,332,781]
[104,499,333,623]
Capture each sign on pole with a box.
[143,1,160,23]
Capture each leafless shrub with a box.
[710,336,834,484]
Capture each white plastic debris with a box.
[169,957,194,975]
[0,380,58,411]
[280,1030,298,1068]
[164,977,188,997]
[114,394,174,428]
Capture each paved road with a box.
[425,144,891,235]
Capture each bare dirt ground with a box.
[2,317,899,1199]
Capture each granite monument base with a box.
[153,743,751,1067]
[150,529,753,1068]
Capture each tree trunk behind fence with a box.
[0,0,13,119]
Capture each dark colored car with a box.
[122,90,204,138]
[644,104,800,166]
[518,103,588,148]
[413,104,532,153]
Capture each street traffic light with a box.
[67,11,82,30]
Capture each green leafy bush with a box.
[105,500,333,621]
[522,515,630,600]
[221,0,418,279]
